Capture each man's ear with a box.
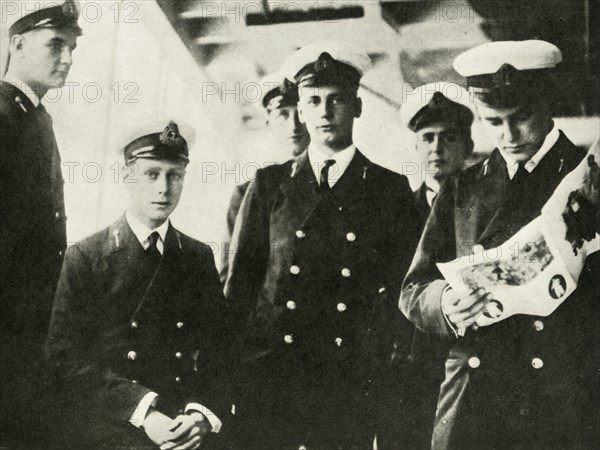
[354,97,362,119]
[464,137,475,159]
[10,34,26,56]
[297,103,307,124]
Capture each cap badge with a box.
[159,121,184,147]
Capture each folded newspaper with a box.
[437,140,600,327]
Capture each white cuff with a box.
[185,403,222,433]
[130,392,159,428]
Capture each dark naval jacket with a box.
[1,81,66,339]
[1,81,67,447]
[224,150,422,447]
[46,215,233,448]
[401,132,600,449]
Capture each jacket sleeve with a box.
[223,175,271,329]
[399,177,458,338]
[45,244,152,423]
[186,244,236,426]
[218,184,248,284]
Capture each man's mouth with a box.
[152,201,171,207]
[318,124,335,131]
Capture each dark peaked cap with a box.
[124,121,190,165]
[9,0,83,37]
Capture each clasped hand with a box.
[143,410,212,450]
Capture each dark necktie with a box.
[146,231,162,262]
[320,159,336,193]
[511,162,529,185]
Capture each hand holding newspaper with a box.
[437,141,600,327]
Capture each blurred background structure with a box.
[1,0,598,260]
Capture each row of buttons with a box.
[127,351,183,360]
[284,334,344,347]
[468,356,544,370]
[290,266,352,278]
[295,230,356,242]
[130,321,185,329]
[286,301,347,312]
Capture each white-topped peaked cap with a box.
[454,40,562,93]
[280,41,371,88]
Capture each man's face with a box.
[126,158,187,229]
[14,28,78,90]
[297,84,361,151]
[477,102,551,162]
[267,105,310,157]
[415,121,471,181]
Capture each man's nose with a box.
[60,48,73,66]
[503,122,520,143]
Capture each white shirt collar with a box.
[125,211,170,255]
[3,74,41,107]
[424,178,440,207]
[499,122,560,179]
[307,143,356,188]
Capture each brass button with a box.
[531,358,544,369]
[284,334,294,344]
[127,351,137,361]
[290,265,300,275]
[533,320,544,332]
[296,230,306,239]
[341,268,351,278]
[299,446,307,450]
[346,232,356,242]
[175,352,182,359]
[176,321,184,329]
[175,376,182,382]
[286,301,296,310]
[336,303,347,312]
[132,380,138,384]
[335,337,343,347]
[468,356,480,369]
[55,211,61,219]
[131,321,138,329]
[58,250,63,257]
[378,287,386,293]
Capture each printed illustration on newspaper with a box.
[437,141,600,327]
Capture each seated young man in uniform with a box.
[400,40,599,449]
[46,121,233,449]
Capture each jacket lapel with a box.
[278,151,321,229]
[477,133,584,247]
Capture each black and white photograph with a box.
[1,1,599,449]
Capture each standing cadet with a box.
[225,42,421,449]
[401,82,474,224]
[0,1,81,447]
[380,82,475,449]
[400,40,599,449]
[220,72,309,282]
[46,122,233,449]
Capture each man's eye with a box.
[145,171,158,179]
[487,119,502,127]
[444,133,459,143]
[169,174,182,182]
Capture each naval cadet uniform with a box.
[0,3,82,446]
[45,122,234,449]
[220,72,305,283]
[400,40,600,449]
[226,147,421,449]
